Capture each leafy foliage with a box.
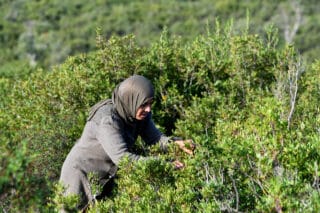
[1,21,320,212]
[0,0,320,75]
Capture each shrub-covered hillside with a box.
[1,21,319,212]
[1,0,320,78]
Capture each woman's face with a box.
[135,99,153,120]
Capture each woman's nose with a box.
[144,104,151,112]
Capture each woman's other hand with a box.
[174,139,196,155]
[172,160,184,169]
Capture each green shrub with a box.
[1,23,319,212]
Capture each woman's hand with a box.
[174,139,196,155]
[172,160,184,169]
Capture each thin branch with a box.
[287,56,304,129]
[232,177,239,211]
[281,1,302,44]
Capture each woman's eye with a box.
[141,101,153,108]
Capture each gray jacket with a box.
[59,99,169,206]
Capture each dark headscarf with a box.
[112,75,154,124]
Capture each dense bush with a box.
[1,22,319,212]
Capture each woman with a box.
[59,75,194,210]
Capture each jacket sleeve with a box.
[96,117,143,166]
[139,114,170,151]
